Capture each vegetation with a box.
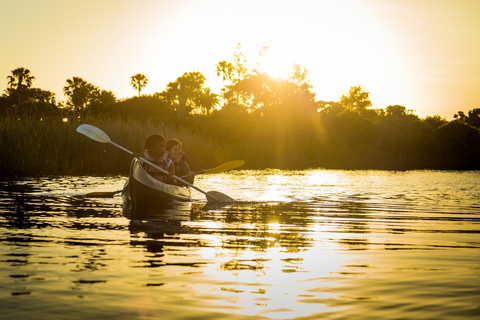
[130,74,148,97]
[1,45,480,178]
[0,116,234,178]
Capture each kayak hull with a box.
[122,158,192,213]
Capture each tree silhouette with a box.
[386,105,407,117]
[6,67,35,105]
[197,88,220,116]
[106,96,173,120]
[216,43,249,108]
[288,64,309,86]
[455,108,480,129]
[467,108,480,128]
[3,50,480,173]
[26,88,56,104]
[130,73,148,97]
[423,115,447,130]
[63,77,95,118]
[340,85,372,111]
[165,72,206,117]
[434,120,480,169]
[88,89,116,116]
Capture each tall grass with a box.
[4,112,478,179]
[0,117,236,178]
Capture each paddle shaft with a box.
[108,141,218,200]
[180,168,207,179]
[180,160,245,178]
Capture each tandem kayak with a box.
[122,158,192,210]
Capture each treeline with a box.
[1,45,480,178]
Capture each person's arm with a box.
[178,161,195,184]
[165,159,177,185]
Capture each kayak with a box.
[122,158,192,211]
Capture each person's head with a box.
[144,134,166,157]
[166,138,182,159]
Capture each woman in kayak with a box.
[142,134,176,184]
[165,138,195,185]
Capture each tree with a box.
[340,85,372,111]
[318,100,346,117]
[63,77,95,118]
[423,115,447,130]
[197,88,220,116]
[24,88,56,104]
[467,108,480,128]
[110,96,173,120]
[235,73,282,111]
[434,120,480,169]
[6,67,35,105]
[454,111,467,122]
[455,108,480,129]
[229,62,315,115]
[88,89,116,116]
[3,68,60,119]
[216,43,249,108]
[288,64,309,87]
[130,74,148,97]
[164,72,206,117]
[386,105,407,117]
[14,100,63,119]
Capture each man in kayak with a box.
[141,134,176,184]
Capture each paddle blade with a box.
[206,191,234,202]
[204,160,245,174]
[85,190,121,198]
[76,124,111,143]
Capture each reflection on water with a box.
[0,170,479,320]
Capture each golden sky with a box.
[1,0,479,119]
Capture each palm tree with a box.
[130,74,148,97]
[199,88,220,116]
[6,67,35,105]
[63,77,94,118]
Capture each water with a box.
[1,170,479,319]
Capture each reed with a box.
[5,111,473,179]
[0,116,236,178]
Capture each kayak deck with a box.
[122,158,192,210]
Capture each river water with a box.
[0,169,479,319]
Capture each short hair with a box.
[144,134,166,151]
[165,138,182,152]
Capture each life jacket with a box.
[170,151,194,185]
[171,151,186,164]
[142,151,174,183]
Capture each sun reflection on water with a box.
[201,236,348,319]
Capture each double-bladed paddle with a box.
[76,124,233,202]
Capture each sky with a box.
[1,0,479,119]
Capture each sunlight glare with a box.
[267,222,281,234]
[232,0,408,107]
[258,173,290,201]
[259,47,296,79]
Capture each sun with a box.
[261,50,296,79]
[255,45,297,80]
